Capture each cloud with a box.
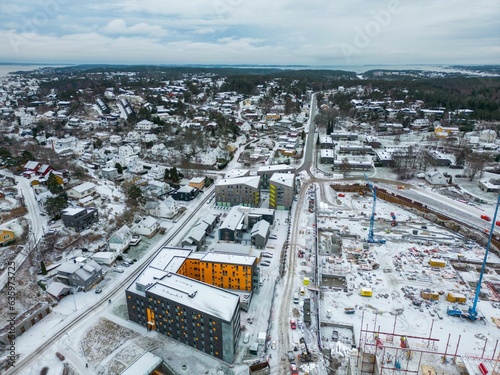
[101,19,167,38]
[0,0,498,65]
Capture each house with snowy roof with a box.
[108,225,132,252]
[132,216,159,238]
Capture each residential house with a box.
[132,216,159,238]
[23,160,41,172]
[67,182,96,200]
[125,131,141,143]
[189,177,205,190]
[251,220,270,249]
[171,185,200,201]
[56,258,103,292]
[0,302,51,345]
[101,167,119,180]
[218,206,275,243]
[135,119,156,131]
[144,197,178,219]
[143,133,158,143]
[107,225,132,252]
[151,143,166,155]
[61,207,98,232]
[92,252,118,266]
[425,171,448,185]
[0,228,15,246]
[36,164,52,177]
[319,149,335,164]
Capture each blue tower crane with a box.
[364,174,386,244]
[447,194,500,321]
[468,194,500,320]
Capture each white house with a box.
[152,143,166,155]
[143,134,158,143]
[136,119,156,131]
[125,131,141,143]
[107,224,132,252]
[67,182,97,200]
[119,145,135,158]
[132,216,160,238]
[424,171,448,185]
[145,197,178,219]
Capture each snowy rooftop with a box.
[256,164,295,173]
[147,273,239,322]
[71,181,96,193]
[216,175,260,189]
[270,172,295,188]
[200,251,256,266]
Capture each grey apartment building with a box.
[256,164,296,189]
[126,248,241,363]
[269,173,295,210]
[214,176,261,208]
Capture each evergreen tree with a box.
[40,261,47,275]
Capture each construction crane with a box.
[448,194,500,321]
[364,174,386,244]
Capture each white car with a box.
[260,261,271,267]
[262,252,273,258]
[269,235,277,240]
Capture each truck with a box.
[303,298,311,325]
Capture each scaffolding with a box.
[356,312,500,375]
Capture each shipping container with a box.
[429,258,446,268]
[360,288,373,297]
[447,292,467,303]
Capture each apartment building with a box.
[126,247,259,363]
[256,164,295,189]
[214,176,261,207]
[269,173,295,210]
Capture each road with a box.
[5,190,215,374]
[0,170,44,291]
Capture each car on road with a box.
[290,363,299,375]
[290,319,296,330]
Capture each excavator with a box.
[299,337,312,362]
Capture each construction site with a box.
[295,178,500,375]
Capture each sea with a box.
[0,64,68,79]
[0,63,495,78]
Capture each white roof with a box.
[121,351,163,375]
[216,175,260,189]
[201,252,256,266]
[72,182,96,193]
[147,273,239,322]
[270,173,295,188]
[257,164,295,173]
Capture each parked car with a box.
[113,268,124,273]
[121,262,131,267]
[95,288,102,294]
[262,252,273,258]
[332,330,339,341]
[290,319,297,330]
[269,234,277,240]
[260,261,271,267]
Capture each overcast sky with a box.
[0,0,499,66]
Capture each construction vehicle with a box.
[390,212,397,226]
[447,195,500,321]
[364,174,386,244]
[299,337,312,362]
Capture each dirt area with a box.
[81,318,138,365]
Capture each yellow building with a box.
[179,252,256,292]
[0,228,15,246]
[189,177,205,190]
